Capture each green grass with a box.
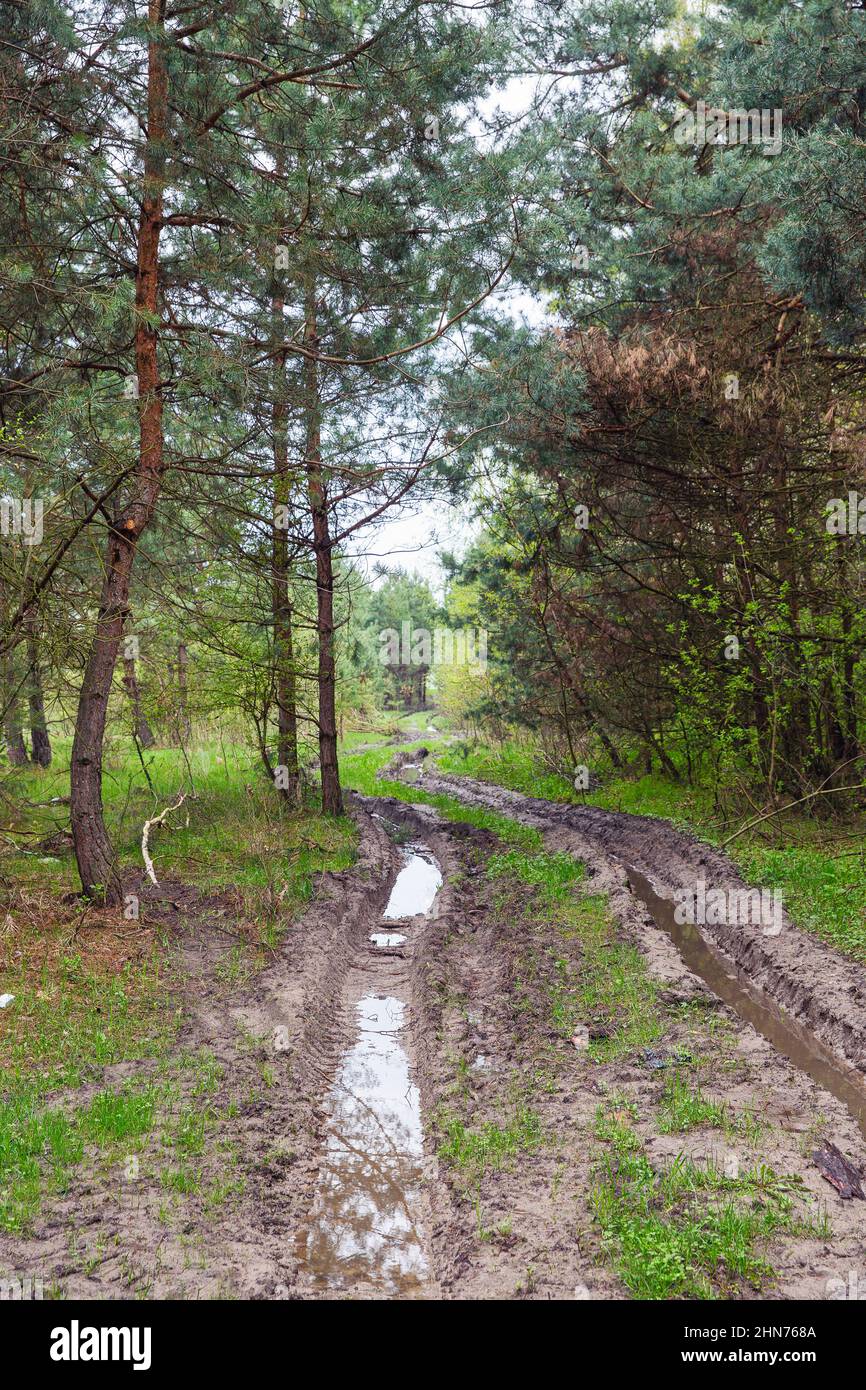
[0,947,174,1099]
[487,848,584,903]
[657,1072,761,1140]
[0,1050,235,1234]
[3,738,357,901]
[0,1081,159,1232]
[732,842,866,961]
[438,740,575,801]
[591,1109,822,1299]
[340,738,543,849]
[433,734,866,963]
[437,1103,543,1182]
[559,895,663,1059]
[486,847,662,1059]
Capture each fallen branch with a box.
[141,793,187,887]
[720,777,866,849]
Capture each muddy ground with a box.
[416,766,866,1075]
[2,773,865,1299]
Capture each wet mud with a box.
[4,770,866,1300]
[414,766,866,1079]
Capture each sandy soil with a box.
[3,774,865,1300]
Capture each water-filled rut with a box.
[298,841,442,1297]
[627,865,866,1142]
[397,764,866,1157]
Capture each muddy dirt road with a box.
[3,773,866,1300]
[416,766,866,1078]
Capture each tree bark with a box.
[271,273,300,804]
[2,643,29,766]
[0,573,29,766]
[25,612,51,766]
[123,655,155,748]
[304,288,342,815]
[70,0,168,904]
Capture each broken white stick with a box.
[141,792,187,887]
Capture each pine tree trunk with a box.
[304,288,342,815]
[271,276,300,804]
[176,643,191,743]
[123,656,155,748]
[0,576,29,766]
[25,613,52,766]
[2,644,29,767]
[70,0,167,904]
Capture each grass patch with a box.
[486,848,662,1060]
[0,1048,233,1233]
[658,1072,762,1139]
[2,739,357,902]
[0,933,176,1099]
[0,1081,159,1233]
[559,895,663,1059]
[591,1109,822,1299]
[488,848,584,903]
[437,1103,543,1182]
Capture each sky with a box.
[361,283,549,592]
[355,73,557,591]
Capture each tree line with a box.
[3,0,865,907]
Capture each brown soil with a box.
[415,767,866,1075]
[3,777,865,1300]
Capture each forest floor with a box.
[1,719,865,1299]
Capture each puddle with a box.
[401,763,422,783]
[381,845,442,920]
[627,865,866,1141]
[301,844,442,1294]
[301,995,430,1295]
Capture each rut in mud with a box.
[413,765,866,1078]
[4,778,866,1300]
[296,840,442,1298]
[627,868,866,1142]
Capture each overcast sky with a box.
[351,68,555,593]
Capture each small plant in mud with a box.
[437,1103,543,1182]
[475,1201,516,1244]
[161,1165,203,1196]
[590,1107,824,1300]
[658,1072,764,1139]
[214,944,259,989]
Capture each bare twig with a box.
[720,776,866,849]
[141,793,187,887]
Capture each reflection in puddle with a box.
[370,932,407,947]
[302,843,442,1295]
[382,845,442,920]
[303,996,429,1295]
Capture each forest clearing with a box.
[2,0,866,1350]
